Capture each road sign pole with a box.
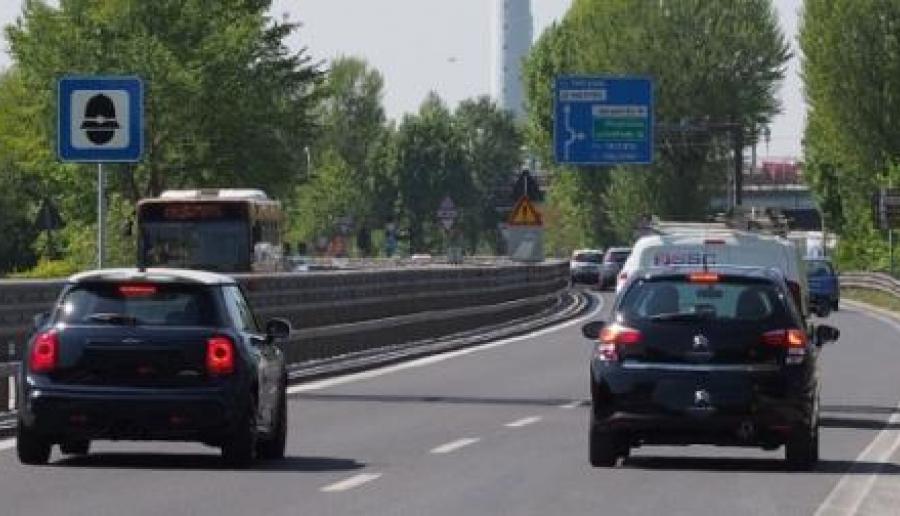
[97,162,105,269]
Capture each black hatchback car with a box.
[582,267,839,470]
[17,268,291,467]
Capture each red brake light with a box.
[30,330,59,373]
[597,324,642,361]
[206,336,235,376]
[762,329,807,348]
[118,284,158,297]
[689,272,720,283]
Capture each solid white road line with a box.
[813,403,900,516]
[505,416,542,428]
[815,307,900,516]
[559,401,582,410]
[288,294,606,395]
[320,473,383,493]
[430,438,481,455]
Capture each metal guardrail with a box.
[839,272,900,298]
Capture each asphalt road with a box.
[1,292,900,516]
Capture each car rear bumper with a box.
[571,270,600,283]
[591,361,815,444]
[19,385,241,442]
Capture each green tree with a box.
[4,0,322,268]
[454,96,522,252]
[801,0,900,269]
[523,0,790,246]
[394,93,470,252]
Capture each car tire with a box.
[785,421,819,471]
[257,383,287,460]
[589,418,618,467]
[59,440,90,456]
[222,397,259,468]
[832,299,840,311]
[16,422,51,465]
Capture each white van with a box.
[618,230,809,315]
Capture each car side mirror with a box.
[33,312,49,329]
[815,325,840,345]
[265,318,292,340]
[582,321,605,340]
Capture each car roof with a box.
[572,249,603,255]
[606,247,632,253]
[67,268,236,286]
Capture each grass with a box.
[843,288,900,314]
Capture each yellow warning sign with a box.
[508,196,543,226]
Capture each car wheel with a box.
[832,299,840,311]
[785,420,819,471]
[257,382,287,460]
[222,397,259,468]
[815,303,831,318]
[59,440,90,456]
[589,418,618,467]
[16,422,51,465]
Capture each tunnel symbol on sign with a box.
[80,94,120,146]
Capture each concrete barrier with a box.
[0,262,569,412]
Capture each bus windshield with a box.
[140,220,250,272]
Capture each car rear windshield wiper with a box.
[646,312,713,322]
[85,313,141,326]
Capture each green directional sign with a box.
[593,118,648,141]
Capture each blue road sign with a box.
[58,76,144,162]
[554,76,653,166]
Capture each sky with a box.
[0,0,803,158]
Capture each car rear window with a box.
[806,261,834,277]
[57,282,219,327]
[574,252,602,263]
[608,251,630,263]
[619,277,788,322]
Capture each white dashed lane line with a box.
[559,401,582,410]
[0,439,13,451]
[320,473,383,493]
[430,438,481,455]
[504,416,542,428]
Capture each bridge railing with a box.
[0,262,570,414]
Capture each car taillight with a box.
[762,328,808,364]
[30,330,59,373]
[689,272,720,283]
[206,336,235,376]
[596,324,642,361]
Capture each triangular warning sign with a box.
[508,196,543,226]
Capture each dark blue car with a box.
[805,259,839,317]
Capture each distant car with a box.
[583,267,839,470]
[17,268,291,468]
[598,247,631,290]
[570,249,604,284]
[805,259,839,317]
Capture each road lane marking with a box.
[505,416,542,428]
[0,438,14,451]
[430,437,480,455]
[814,402,900,516]
[288,294,606,395]
[559,401,582,410]
[320,473,382,493]
[814,309,900,516]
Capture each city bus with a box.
[136,189,284,272]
